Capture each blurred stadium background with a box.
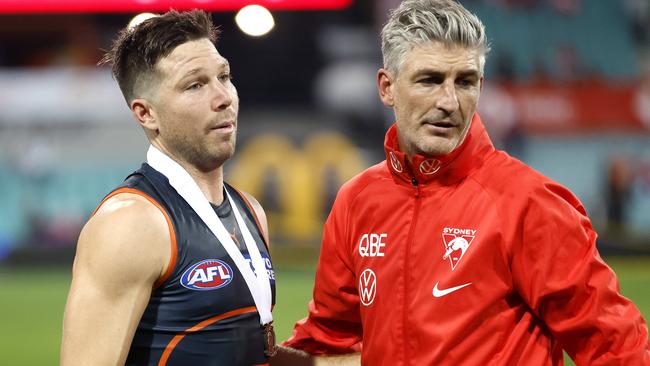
[0,0,649,364]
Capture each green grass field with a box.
[0,257,648,365]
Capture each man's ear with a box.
[377,68,395,107]
[131,98,158,133]
[479,75,484,92]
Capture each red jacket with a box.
[285,114,650,365]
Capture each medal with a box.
[263,322,277,357]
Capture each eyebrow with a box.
[457,70,480,79]
[412,68,480,79]
[177,61,231,82]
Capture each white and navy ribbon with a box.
[147,145,273,325]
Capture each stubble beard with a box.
[403,127,457,158]
[412,119,472,157]
[416,134,457,157]
[169,133,236,173]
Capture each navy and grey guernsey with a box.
[99,163,275,366]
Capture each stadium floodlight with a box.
[128,12,158,30]
[235,5,275,37]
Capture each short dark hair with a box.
[101,9,219,104]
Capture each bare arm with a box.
[60,193,171,366]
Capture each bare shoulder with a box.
[239,190,269,243]
[239,190,264,214]
[62,192,172,365]
[74,192,171,286]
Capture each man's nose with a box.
[210,79,233,111]
[435,80,459,115]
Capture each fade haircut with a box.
[101,9,219,104]
[381,0,490,76]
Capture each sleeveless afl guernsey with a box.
[97,163,275,366]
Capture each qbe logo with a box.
[180,259,233,291]
[358,268,377,306]
[358,233,387,257]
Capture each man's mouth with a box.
[424,120,456,129]
[210,122,235,132]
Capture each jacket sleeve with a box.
[282,189,362,354]
[511,182,650,365]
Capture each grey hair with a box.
[381,0,490,76]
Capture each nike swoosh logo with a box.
[432,282,472,298]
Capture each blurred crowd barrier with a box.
[1,0,650,264]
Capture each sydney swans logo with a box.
[441,227,476,270]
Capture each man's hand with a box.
[270,346,361,366]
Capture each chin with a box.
[419,139,457,157]
[214,146,235,162]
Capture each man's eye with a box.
[417,77,442,84]
[457,79,473,87]
[187,83,203,90]
[218,73,232,83]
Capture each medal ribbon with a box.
[147,145,272,325]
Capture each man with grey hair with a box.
[280,0,650,364]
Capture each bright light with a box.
[128,12,158,30]
[235,5,275,37]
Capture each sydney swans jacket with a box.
[285,114,650,365]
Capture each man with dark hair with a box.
[61,10,277,365]
[281,0,650,365]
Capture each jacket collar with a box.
[384,113,495,186]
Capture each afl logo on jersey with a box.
[180,259,233,291]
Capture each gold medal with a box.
[263,322,277,357]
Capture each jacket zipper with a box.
[403,176,420,365]
[411,177,420,198]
